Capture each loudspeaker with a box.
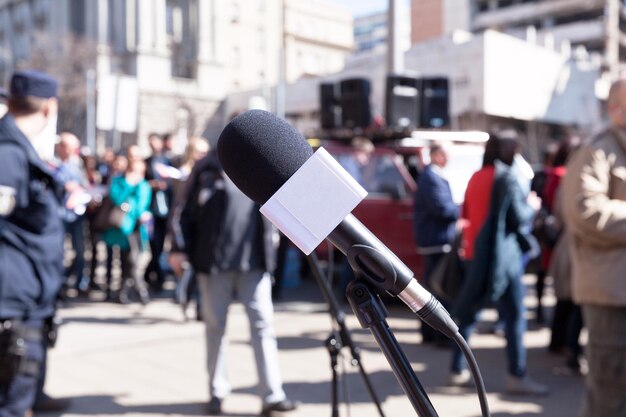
[319,82,340,129]
[340,78,372,129]
[420,77,449,128]
[385,75,421,129]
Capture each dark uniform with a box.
[0,71,64,417]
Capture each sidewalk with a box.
[43,276,585,417]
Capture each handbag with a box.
[429,232,465,304]
[532,207,561,248]
[92,196,130,232]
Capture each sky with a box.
[327,0,390,18]
[328,0,412,18]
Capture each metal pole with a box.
[112,75,121,152]
[86,69,96,154]
[387,0,404,74]
[276,0,286,118]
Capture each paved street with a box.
[41,276,585,417]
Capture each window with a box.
[166,0,198,78]
[69,0,86,35]
[335,153,409,197]
[32,0,48,30]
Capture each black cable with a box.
[451,332,491,417]
[416,296,490,417]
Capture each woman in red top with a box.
[461,137,499,261]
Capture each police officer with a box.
[0,70,65,417]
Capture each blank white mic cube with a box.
[260,147,367,255]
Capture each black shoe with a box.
[207,397,222,415]
[261,399,297,415]
[33,394,71,412]
[139,289,151,305]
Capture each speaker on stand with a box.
[339,78,372,129]
[420,77,450,128]
[385,74,421,130]
[320,82,340,130]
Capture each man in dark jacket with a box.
[179,154,296,416]
[0,70,66,417]
[413,142,459,344]
[144,133,173,292]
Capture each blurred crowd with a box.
[50,131,210,306]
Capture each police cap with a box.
[10,70,58,99]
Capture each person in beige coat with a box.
[561,78,626,417]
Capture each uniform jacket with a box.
[0,115,64,320]
[180,155,276,275]
[562,126,626,307]
[413,164,459,251]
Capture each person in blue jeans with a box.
[54,133,90,293]
[449,131,546,395]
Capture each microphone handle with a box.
[327,214,432,310]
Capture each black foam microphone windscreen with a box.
[217,110,314,204]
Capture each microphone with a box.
[217,110,458,336]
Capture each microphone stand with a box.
[345,278,439,417]
[306,253,386,417]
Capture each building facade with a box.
[0,0,354,151]
[353,6,411,56]
[411,0,471,44]
[412,0,621,86]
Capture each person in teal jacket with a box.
[103,158,152,304]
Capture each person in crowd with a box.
[178,153,297,416]
[168,137,209,318]
[82,152,105,290]
[100,152,129,295]
[98,147,116,186]
[126,144,142,164]
[0,70,70,416]
[169,136,209,257]
[449,130,547,395]
[338,136,397,194]
[102,158,152,305]
[163,132,183,168]
[542,134,585,374]
[144,133,173,293]
[413,142,460,346]
[110,153,128,178]
[529,143,558,323]
[561,78,626,417]
[54,132,90,294]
